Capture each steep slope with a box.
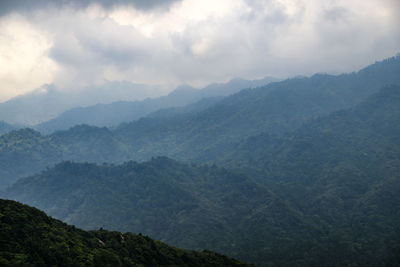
[3,157,315,266]
[36,77,277,133]
[0,199,248,267]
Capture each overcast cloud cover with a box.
[0,0,399,102]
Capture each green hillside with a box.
[4,157,315,265]
[0,198,249,267]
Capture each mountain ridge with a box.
[35,76,278,133]
[0,56,399,189]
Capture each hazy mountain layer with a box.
[0,56,399,189]
[0,121,17,136]
[0,81,164,125]
[35,77,277,134]
[114,55,400,162]
[0,199,248,267]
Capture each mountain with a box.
[146,96,225,119]
[0,199,248,267]
[221,85,400,266]
[0,81,164,125]
[0,128,63,189]
[0,125,130,189]
[3,157,315,266]
[0,56,399,189]
[113,55,400,163]
[2,80,400,266]
[223,84,400,175]
[35,76,278,134]
[0,121,18,136]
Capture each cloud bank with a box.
[0,0,399,101]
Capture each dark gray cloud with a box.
[0,0,180,15]
[0,0,399,101]
[324,7,351,22]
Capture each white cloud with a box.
[0,0,399,102]
[0,14,59,101]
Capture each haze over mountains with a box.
[0,121,16,136]
[0,56,399,188]
[0,81,165,125]
[35,76,278,133]
[3,83,400,265]
[1,0,399,265]
[1,55,400,266]
[0,76,278,130]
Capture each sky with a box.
[0,0,399,102]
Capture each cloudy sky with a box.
[0,0,399,102]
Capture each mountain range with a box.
[0,81,165,125]
[0,76,277,131]
[3,83,400,265]
[1,55,400,266]
[0,56,399,188]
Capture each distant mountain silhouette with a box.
[35,76,278,133]
[0,81,164,125]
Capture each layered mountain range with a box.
[1,55,400,266]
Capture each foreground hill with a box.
[0,199,247,267]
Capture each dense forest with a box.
[0,199,248,266]
[1,56,400,266]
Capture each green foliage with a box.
[5,157,307,265]
[0,199,249,266]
